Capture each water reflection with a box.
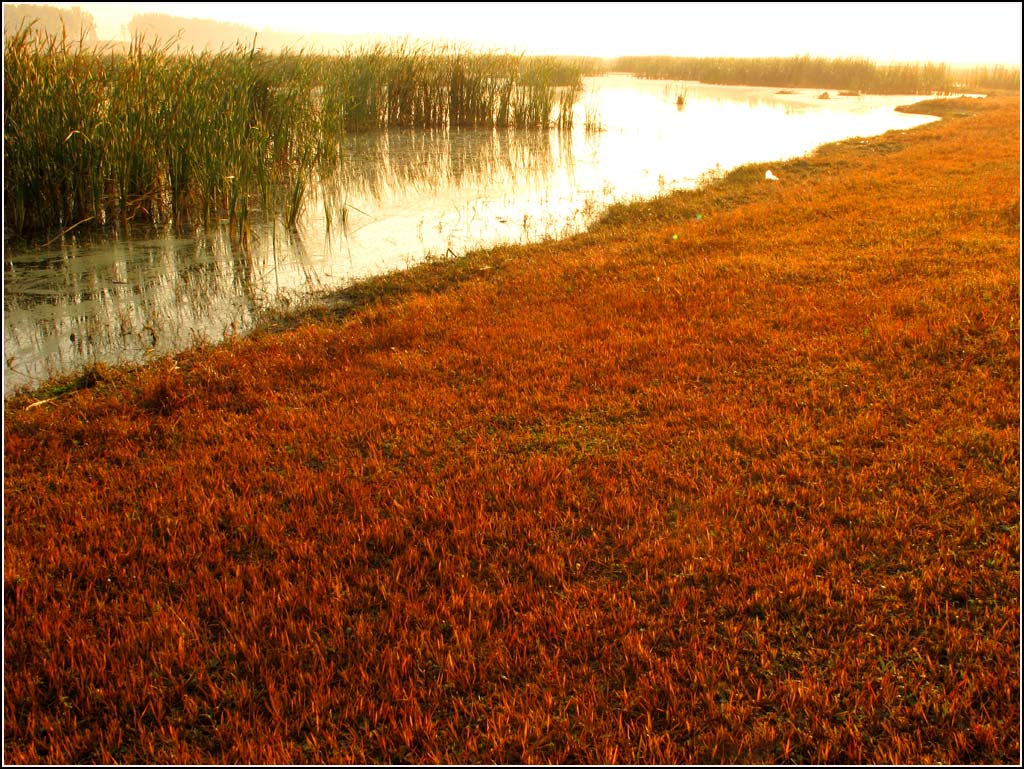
[3,76,940,394]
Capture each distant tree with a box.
[3,3,97,43]
[127,12,257,51]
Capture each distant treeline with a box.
[4,4,1019,95]
[128,12,257,52]
[610,55,1021,94]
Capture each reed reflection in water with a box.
[3,127,579,393]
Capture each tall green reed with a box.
[3,30,584,241]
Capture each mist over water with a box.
[2,76,940,395]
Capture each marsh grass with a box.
[3,29,583,240]
[613,54,1021,94]
[4,92,1019,764]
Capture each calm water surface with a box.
[3,76,941,395]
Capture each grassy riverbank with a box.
[3,93,1020,763]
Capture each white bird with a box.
[765,170,780,181]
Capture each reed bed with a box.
[2,29,584,240]
[612,54,1021,94]
[3,93,1019,763]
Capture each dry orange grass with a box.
[4,94,1020,764]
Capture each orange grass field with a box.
[3,94,1021,764]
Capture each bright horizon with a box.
[29,1,1024,67]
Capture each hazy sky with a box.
[39,2,1024,66]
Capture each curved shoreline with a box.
[3,93,997,405]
